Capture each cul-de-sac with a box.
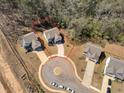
[0,1,124,93]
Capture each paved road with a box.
[40,56,95,93]
[82,59,96,87]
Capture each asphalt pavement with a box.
[41,56,95,93]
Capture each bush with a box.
[1,0,124,44]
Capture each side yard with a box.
[36,32,58,56]
[16,45,53,93]
[67,45,87,79]
[112,81,124,93]
[91,59,106,89]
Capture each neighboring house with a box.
[43,27,63,45]
[83,43,102,63]
[18,32,44,52]
[104,57,124,80]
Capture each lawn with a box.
[16,44,54,93]
[68,45,87,79]
[112,80,124,93]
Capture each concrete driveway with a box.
[35,51,48,63]
[40,56,95,93]
[56,44,64,56]
[100,75,114,93]
[82,59,96,87]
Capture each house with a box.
[18,32,44,52]
[43,27,63,45]
[83,43,102,63]
[104,57,124,80]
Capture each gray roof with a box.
[18,32,37,46]
[44,27,60,41]
[32,39,41,50]
[105,57,124,80]
[18,32,42,51]
[54,34,62,43]
[83,43,102,62]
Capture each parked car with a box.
[50,82,58,87]
[66,87,75,93]
[108,79,112,86]
[107,87,111,93]
[58,85,66,90]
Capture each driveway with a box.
[82,59,96,87]
[40,56,95,93]
[35,51,48,63]
[56,44,64,56]
[100,75,114,93]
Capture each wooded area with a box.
[0,0,124,44]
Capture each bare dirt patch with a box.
[112,81,124,93]
[104,43,124,59]
[0,55,25,93]
[16,44,54,93]
[68,45,87,79]
[59,29,87,79]
[16,45,41,79]
[91,53,109,89]
[0,82,7,93]
[91,62,105,89]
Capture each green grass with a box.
[117,33,124,43]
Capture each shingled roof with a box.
[83,43,102,63]
[43,27,63,45]
[105,57,124,80]
[44,28,60,41]
[19,32,36,46]
[18,32,43,51]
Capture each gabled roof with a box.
[22,32,37,43]
[32,39,41,50]
[83,43,102,62]
[18,32,43,51]
[105,57,124,80]
[106,66,115,75]
[43,27,60,41]
[116,68,124,80]
[18,32,37,47]
[54,34,62,43]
